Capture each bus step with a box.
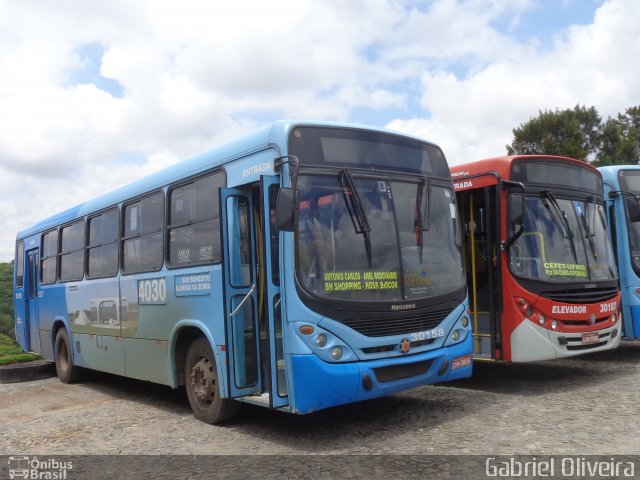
[243,393,271,407]
[474,335,493,357]
[473,353,494,362]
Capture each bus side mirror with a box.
[512,210,524,233]
[500,180,526,251]
[275,187,296,232]
[626,197,640,223]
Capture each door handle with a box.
[228,283,256,319]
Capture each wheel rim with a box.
[190,356,216,405]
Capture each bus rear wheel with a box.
[185,337,240,424]
[54,328,82,383]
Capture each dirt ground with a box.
[2,342,639,458]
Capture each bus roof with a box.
[17,120,441,240]
[598,164,640,186]
[450,155,596,182]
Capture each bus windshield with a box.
[509,194,617,283]
[617,170,640,273]
[296,174,465,301]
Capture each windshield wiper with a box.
[339,169,372,267]
[414,178,431,263]
[541,196,565,238]
[543,190,578,264]
[581,197,598,260]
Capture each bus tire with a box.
[54,328,82,383]
[185,337,240,424]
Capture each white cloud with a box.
[0,0,639,260]
[388,0,640,164]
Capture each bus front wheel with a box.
[54,328,83,383]
[185,337,240,424]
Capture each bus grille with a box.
[340,308,453,337]
[559,316,610,327]
[541,287,618,304]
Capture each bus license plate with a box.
[581,332,600,345]
[452,354,472,370]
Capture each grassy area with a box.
[0,333,41,365]
[0,353,41,365]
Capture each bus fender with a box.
[168,320,229,398]
[49,316,71,363]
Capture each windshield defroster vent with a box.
[340,307,453,337]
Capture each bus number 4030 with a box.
[138,278,167,305]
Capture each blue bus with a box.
[599,165,640,339]
[14,120,473,423]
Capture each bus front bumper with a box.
[626,305,640,339]
[288,336,473,414]
[510,317,622,362]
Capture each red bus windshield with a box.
[508,194,617,283]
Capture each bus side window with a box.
[168,172,224,267]
[59,220,85,282]
[41,229,58,284]
[123,192,164,274]
[87,209,119,278]
[16,241,24,287]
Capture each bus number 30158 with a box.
[410,328,445,342]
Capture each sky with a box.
[1,0,639,261]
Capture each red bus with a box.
[451,155,622,362]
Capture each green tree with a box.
[596,106,640,166]
[0,312,14,339]
[506,105,602,160]
[0,262,15,340]
[0,261,14,319]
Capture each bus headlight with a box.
[551,320,558,330]
[611,314,617,324]
[538,314,545,326]
[445,315,470,346]
[315,334,327,347]
[515,297,536,318]
[294,322,355,362]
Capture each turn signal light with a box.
[299,325,315,335]
[515,297,534,318]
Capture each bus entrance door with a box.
[14,247,29,352]
[26,249,41,353]
[459,187,500,360]
[259,176,288,408]
[221,188,263,397]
